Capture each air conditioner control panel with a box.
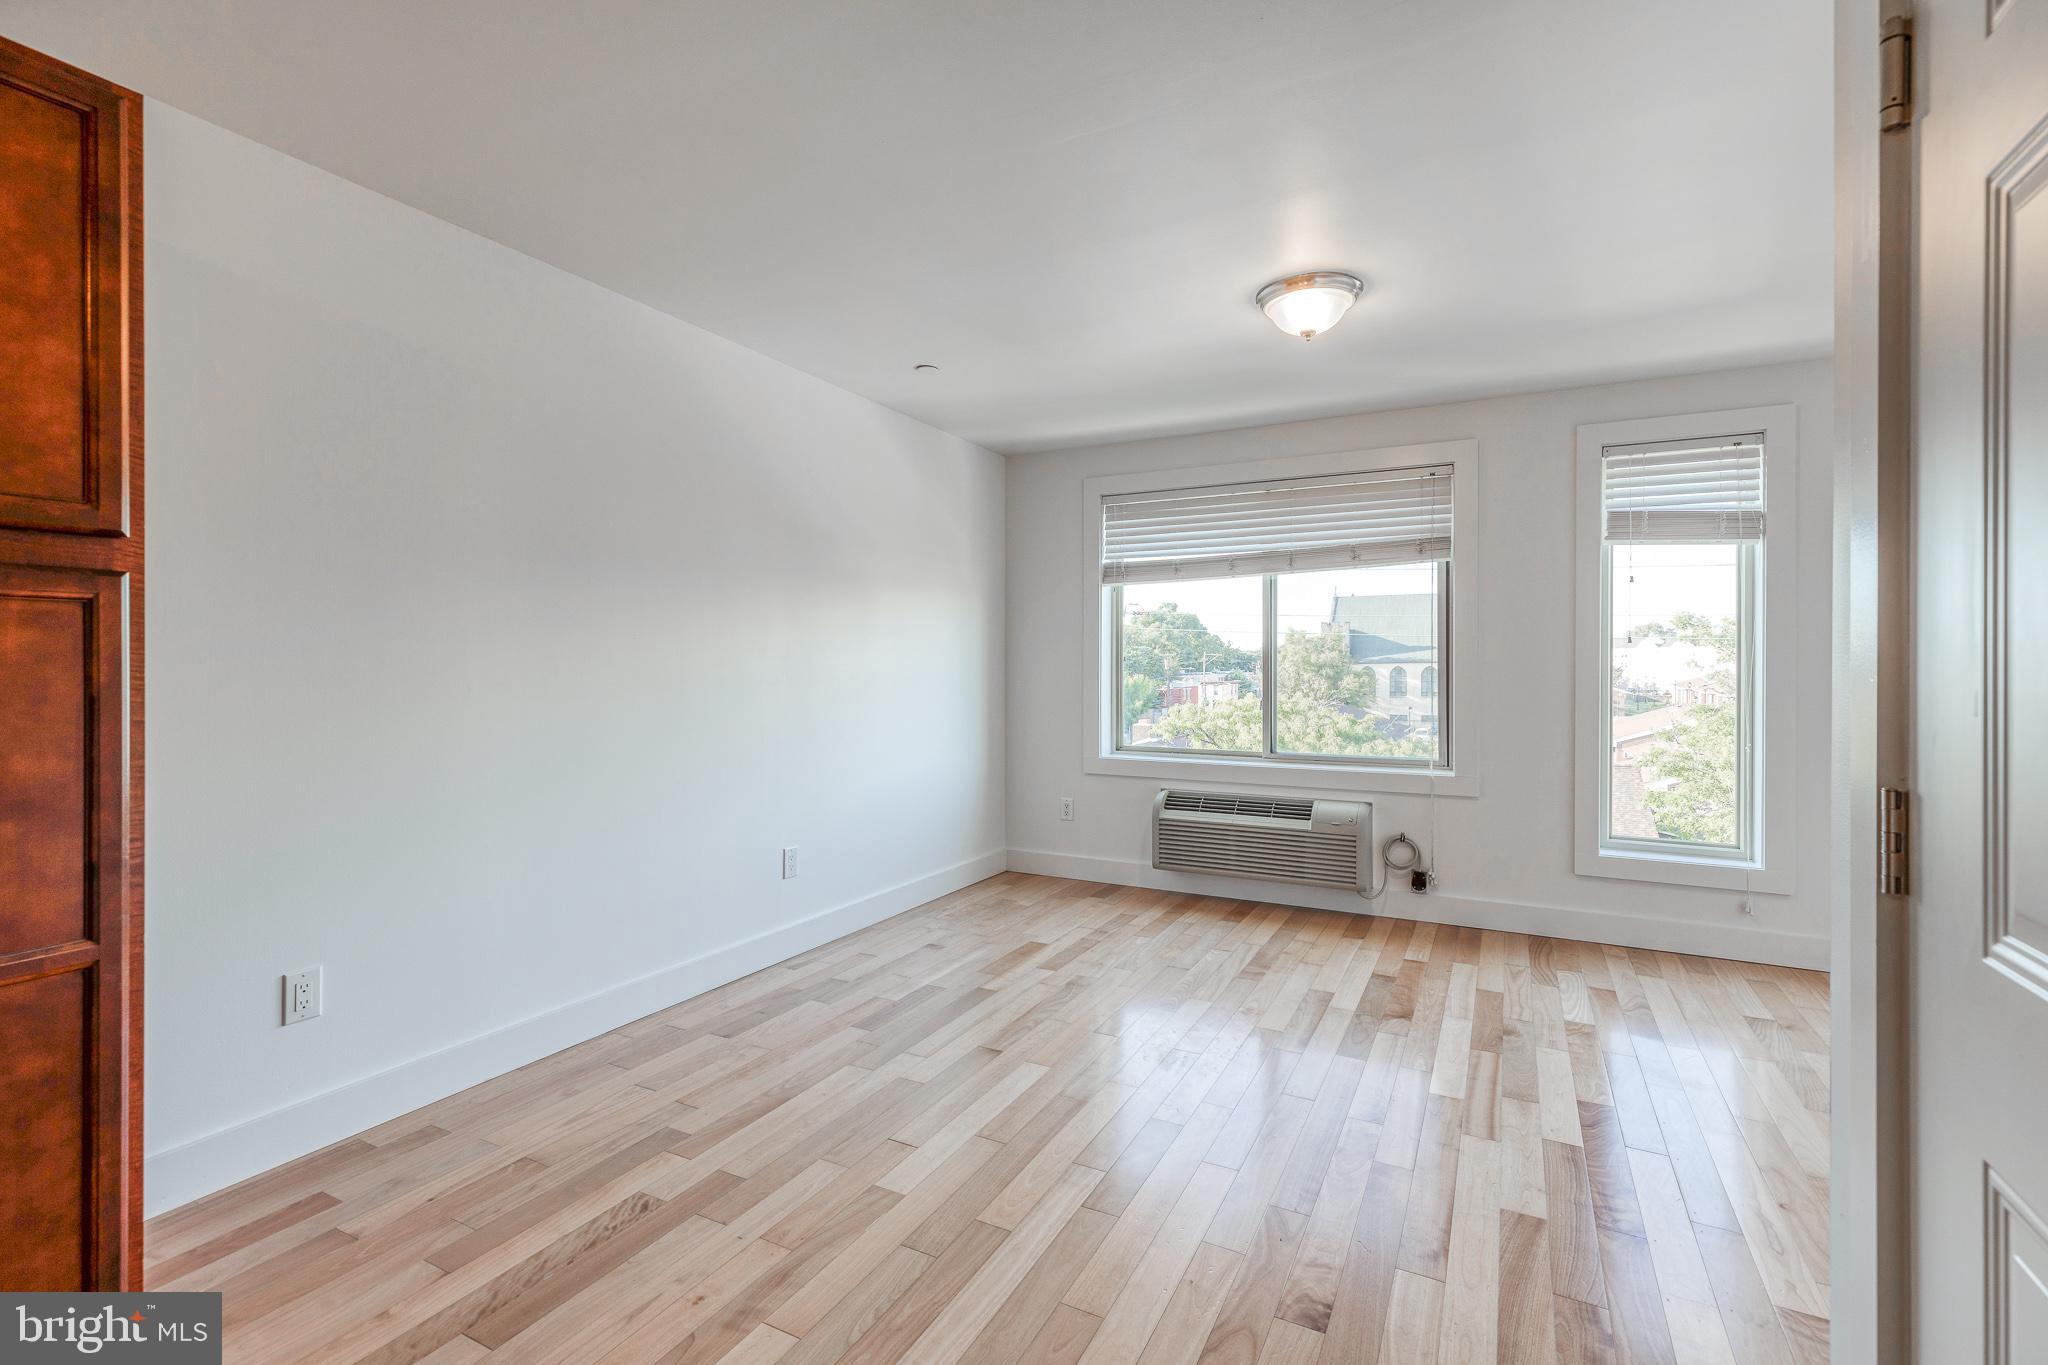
[1308,799,1370,834]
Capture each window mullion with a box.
[1110,583,1124,752]
[1262,573,1279,758]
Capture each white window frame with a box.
[1573,405,1797,892]
[1082,438,1480,797]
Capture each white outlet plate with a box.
[780,846,798,879]
[284,967,322,1026]
[1060,797,1075,821]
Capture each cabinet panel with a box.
[0,44,132,535]
[0,591,93,955]
[0,969,91,1289]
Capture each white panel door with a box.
[1912,0,2048,1359]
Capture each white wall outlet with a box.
[780,846,798,879]
[283,968,322,1026]
[1060,796,1075,822]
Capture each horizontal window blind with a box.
[1602,435,1765,542]
[1101,465,1453,585]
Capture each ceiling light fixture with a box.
[1254,271,1365,340]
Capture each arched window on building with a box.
[1389,666,1408,699]
[1420,665,1437,698]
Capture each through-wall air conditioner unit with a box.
[1151,789,1373,892]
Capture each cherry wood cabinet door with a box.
[0,37,132,536]
[0,566,129,1288]
[0,35,141,1290]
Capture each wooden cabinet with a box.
[0,35,142,1290]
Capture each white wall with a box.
[144,103,1006,1214]
[1006,359,1832,968]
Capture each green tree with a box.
[1635,611,1732,653]
[1119,602,1258,685]
[1150,694,1264,751]
[1145,623,1431,760]
[1151,689,1435,759]
[1123,672,1162,719]
[1640,701,1739,844]
[1276,692,1432,758]
[1637,612,1740,843]
[1277,628,1375,709]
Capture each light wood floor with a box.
[147,874,1831,1364]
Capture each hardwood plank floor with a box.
[147,874,1830,1364]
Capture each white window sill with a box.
[1083,749,1480,798]
[1575,844,1792,895]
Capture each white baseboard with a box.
[143,849,1008,1218]
[1005,848,1828,971]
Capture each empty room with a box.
[1,1,2040,1362]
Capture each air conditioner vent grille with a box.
[1160,790,1314,822]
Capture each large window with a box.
[1105,464,1452,769]
[1575,408,1797,891]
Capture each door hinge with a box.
[1881,16,1913,131]
[1878,786,1909,896]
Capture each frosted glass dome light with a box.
[1255,271,1365,340]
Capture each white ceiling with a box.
[0,1,1834,454]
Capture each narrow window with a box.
[1598,435,1763,860]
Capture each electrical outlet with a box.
[283,968,322,1026]
[781,846,798,880]
[1060,796,1075,822]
